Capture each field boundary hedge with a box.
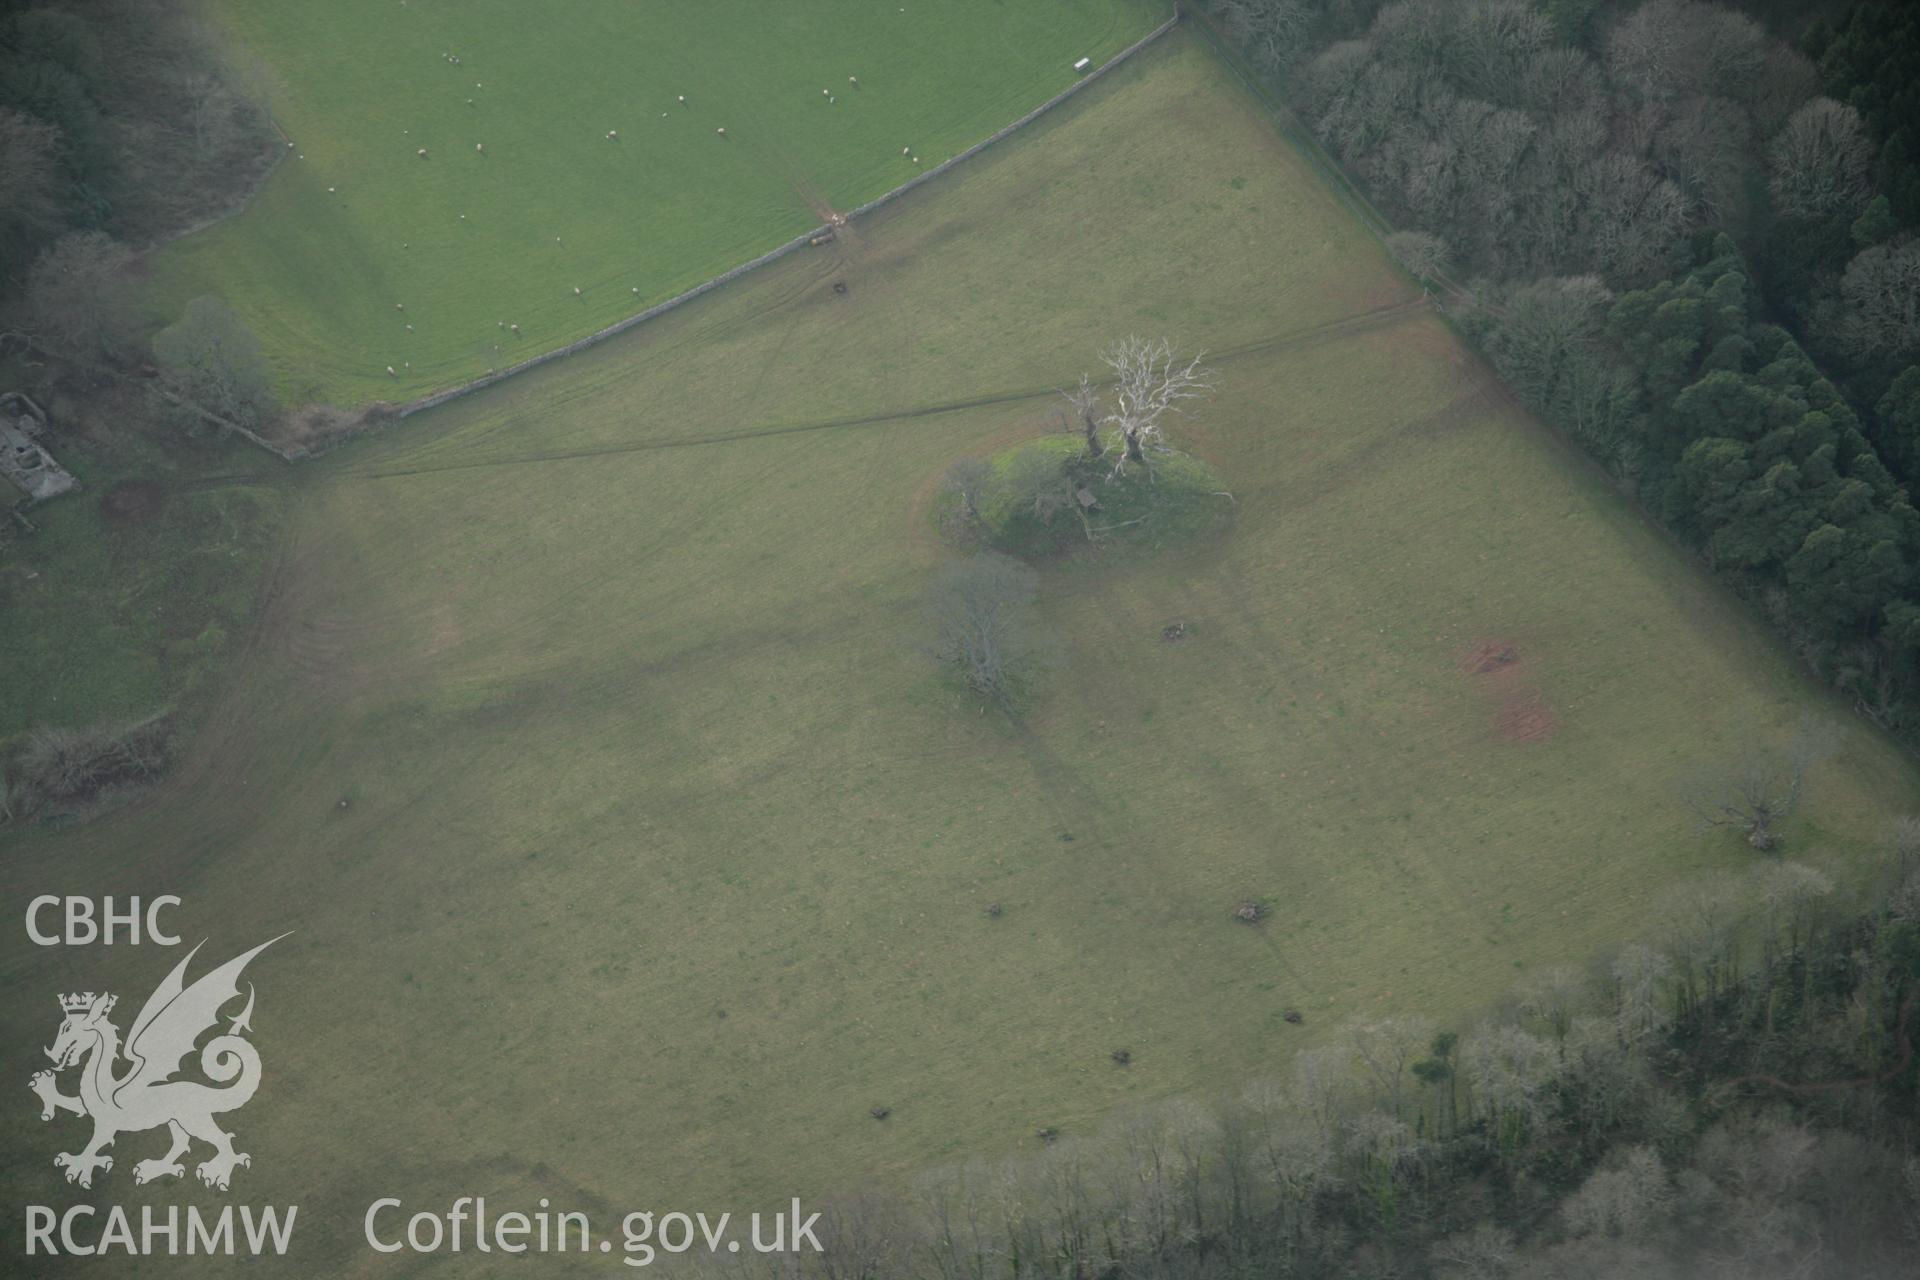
[286,8,1182,447]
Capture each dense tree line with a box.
[0,1,283,433]
[1206,0,1920,740]
[0,0,275,283]
[682,821,1920,1278]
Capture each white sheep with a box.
[822,89,830,97]
[405,323,414,331]
[328,186,337,193]
[509,323,521,333]
[631,286,640,294]
[417,148,428,158]
[677,94,686,103]
[387,365,397,376]
[607,130,618,139]
[849,75,859,84]
[902,146,910,155]
[716,126,726,136]
[395,303,405,311]
[475,142,484,153]
[573,286,581,296]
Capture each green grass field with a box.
[149,0,1165,408]
[6,28,1916,1274]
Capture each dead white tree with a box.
[1097,336,1214,472]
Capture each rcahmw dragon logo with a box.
[28,935,286,1191]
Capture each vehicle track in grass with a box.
[328,298,1436,483]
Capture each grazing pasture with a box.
[5,30,1914,1273]
[148,0,1166,406]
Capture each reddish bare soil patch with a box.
[1459,638,1519,675]
[101,480,164,524]
[1496,694,1555,743]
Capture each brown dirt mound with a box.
[1496,695,1555,743]
[1460,638,1519,675]
[101,480,164,524]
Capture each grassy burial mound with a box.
[147,0,1167,407]
[943,434,1233,559]
[5,29,1916,1268]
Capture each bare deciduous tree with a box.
[1753,860,1831,966]
[1767,98,1873,223]
[1346,1013,1434,1118]
[1431,1222,1517,1280]
[150,294,280,433]
[1610,943,1672,1046]
[26,231,139,364]
[942,458,990,526]
[1835,239,1920,362]
[1385,229,1451,285]
[1061,374,1104,459]
[1679,720,1840,851]
[1561,1145,1670,1239]
[0,108,67,275]
[926,553,1041,700]
[1096,336,1215,472]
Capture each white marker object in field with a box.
[1073,57,1091,72]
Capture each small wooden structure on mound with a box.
[0,392,75,504]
